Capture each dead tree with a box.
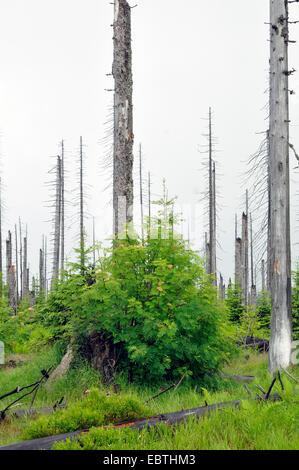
[139,144,144,242]
[208,109,217,286]
[268,0,293,374]
[19,218,23,300]
[113,0,134,237]
[51,156,62,287]
[23,234,28,299]
[79,137,85,272]
[0,179,2,296]
[14,224,19,304]
[148,171,151,238]
[60,140,65,276]
[39,248,44,296]
[6,232,16,312]
[250,214,256,307]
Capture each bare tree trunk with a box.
[148,171,151,238]
[80,137,85,273]
[39,248,44,296]
[241,198,249,307]
[267,129,271,293]
[0,179,2,297]
[262,259,266,295]
[23,235,28,299]
[250,213,256,307]
[113,0,134,237]
[6,232,16,312]
[60,140,65,276]
[268,0,292,375]
[92,217,96,267]
[235,237,242,289]
[52,156,61,287]
[208,108,216,285]
[14,224,18,304]
[19,218,23,300]
[139,143,144,242]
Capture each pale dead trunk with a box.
[52,156,61,287]
[268,0,292,374]
[139,143,144,242]
[60,140,65,276]
[113,0,134,237]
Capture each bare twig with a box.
[282,368,299,384]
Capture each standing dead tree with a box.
[113,0,134,237]
[79,137,85,272]
[6,231,16,312]
[60,140,65,276]
[51,156,62,288]
[23,232,28,300]
[0,179,3,297]
[268,0,293,374]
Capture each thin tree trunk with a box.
[267,129,271,293]
[19,218,23,300]
[52,156,61,287]
[250,213,256,307]
[262,259,266,295]
[268,0,292,374]
[39,248,44,296]
[23,236,28,299]
[208,108,216,285]
[113,0,134,237]
[139,143,144,243]
[60,140,65,276]
[148,172,151,239]
[241,196,249,307]
[0,179,2,297]
[14,224,18,304]
[80,137,85,273]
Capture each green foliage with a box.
[22,388,148,440]
[71,235,234,386]
[225,282,244,324]
[53,390,299,451]
[256,292,271,332]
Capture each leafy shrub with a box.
[71,236,235,386]
[22,389,148,440]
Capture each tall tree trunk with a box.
[139,143,144,243]
[113,0,134,237]
[39,248,44,296]
[80,137,85,273]
[52,156,61,287]
[148,171,151,239]
[235,237,242,289]
[19,218,23,300]
[250,213,256,307]
[23,235,28,299]
[208,108,216,285]
[262,259,266,295]
[14,224,18,304]
[269,0,292,374]
[267,129,271,293]
[241,193,249,306]
[60,140,65,276]
[0,179,2,297]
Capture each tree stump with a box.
[86,331,118,384]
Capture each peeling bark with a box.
[113,0,134,237]
[268,0,292,374]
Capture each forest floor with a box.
[0,348,298,450]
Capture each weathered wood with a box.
[268,0,292,375]
[0,393,281,451]
[219,374,255,383]
[208,108,216,286]
[60,140,65,276]
[113,0,134,237]
[7,405,65,419]
[241,207,248,306]
[51,156,61,287]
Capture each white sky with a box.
[0,0,299,287]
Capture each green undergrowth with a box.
[0,348,299,449]
[22,389,149,441]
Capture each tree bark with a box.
[113,0,134,237]
[52,156,61,287]
[268,0,292,374]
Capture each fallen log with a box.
[219,374,255,383]
[0,392,281,451]
[7,405,66,419]
[237,337,269,352]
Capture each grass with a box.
[0,347,299,450]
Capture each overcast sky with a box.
[0,0,299,287]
